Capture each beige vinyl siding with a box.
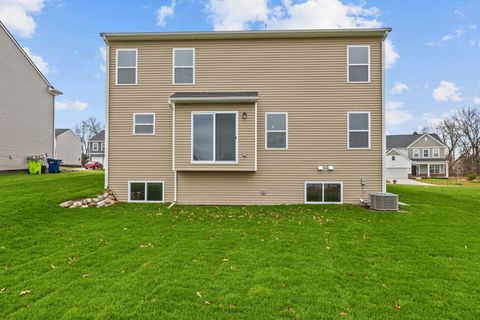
[107,36,383,204]
[55,130,82,166]
[175,103,255,171]
[0,26,54,171]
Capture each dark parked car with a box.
[85,161,103,170]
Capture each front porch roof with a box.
[411,158,448,162]
[169,92,258,104]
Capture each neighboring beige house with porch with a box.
[386,133,449,180]
[101,28,391,205]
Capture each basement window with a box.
[129,181,164,202]
[347,45,370,83]
[116,49,137,85]
[305,182,343,204]
[173,48,195,84]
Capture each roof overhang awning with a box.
[169,92,258,104]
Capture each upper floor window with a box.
[192,112,237,163]
[173,48,195,84]
[392,156,396,161]
[101,143,105,151]
[92,142,98,151]
[432,148,440,158]
[116,49,137,85]
[265,112,288,149]
[133,113,155,135]
[413,149,420,158]
[347,45,370,83]
[348,112,370,149]
[423,149,430,158]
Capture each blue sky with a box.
[1,0,479,134]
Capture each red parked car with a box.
[84,161,103,170]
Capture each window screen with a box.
[174,49,194,84]
[348,46,369,82]
[348,112,370,149]
[134,113,155,135]
[117,49,137,85]
[266,113,287,149]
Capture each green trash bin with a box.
[28,160,43,174]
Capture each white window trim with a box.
[304,181,344,204]
[92,142,98,151]
[115,48,138,86]
[413,148,420,158]
[423,149,430,158]
[133,113,155,135]
[173,48,195,85]
[432,148,440,158]
[191,111,238,164]
[347,45,370,83]
[128,181,165,203]
[265,112,288,150]
[347,111,371,150]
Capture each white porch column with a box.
[445,162,449,177]
[427,163,430,177]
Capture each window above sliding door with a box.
[192,112,237,163]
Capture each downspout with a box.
[168,101,177,208]
[381,30,389,193]
[102,36,110,189]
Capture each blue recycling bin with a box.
[47,158,62,173]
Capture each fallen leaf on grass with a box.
[19,290,31,296]
[204,300,210,305]
[68,257,77,265]
[340,311,348,316]
[196,291,202,297]
[139,243,153,248]
[222,258,229,262]
[82,274,90,278]
[0,288,5,294]
[394,304,401,311]
[50,264,56,269]
[287,307,294,313]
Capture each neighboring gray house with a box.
[88,130,105,164]
[386,133,449,179]
[55,129,82,166]
[0,21,61,172]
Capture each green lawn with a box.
[0,172,479,319]
[421,177,480,187]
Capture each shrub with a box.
[467,171,477,181]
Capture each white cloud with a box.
[56,100,88,111]
[474,97,480,105]
[98,46,106,72]
[22,46,48,74]
[422,110,456,129]
[205,0,399,68]
[207,0,268,30]
[156,0,175,28]
[386,100,413,127]
[428,27,465,46]
[432,81,463,102]
[391,82,408,95]
[384,39,399,69]
[0,0,45,37]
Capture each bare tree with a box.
[74,117,104,164]
[453,107,480,174]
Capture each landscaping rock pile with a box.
[59,191,117,209]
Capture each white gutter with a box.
[169,96,258,104]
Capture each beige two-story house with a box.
[101,28,391,205]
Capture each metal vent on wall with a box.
[369,193,398,211]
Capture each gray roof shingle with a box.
[90,130,105,141]
[387,133,443,149]
[55,128,69,137]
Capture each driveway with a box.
[392,179,433,186]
